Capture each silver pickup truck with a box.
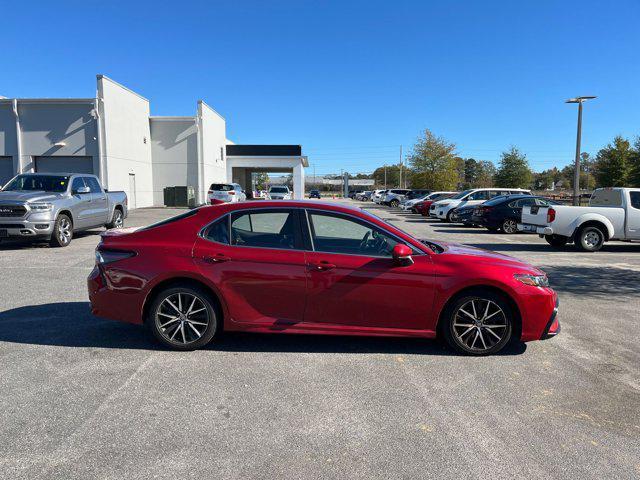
[0,173,127,247]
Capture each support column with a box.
[293,163,305,200]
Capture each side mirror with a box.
[74,186,90,194]
[392,244,414,266]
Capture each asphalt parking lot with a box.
[1,200,639,479]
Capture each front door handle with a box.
[309,261,336,271]
[203,254,231,263]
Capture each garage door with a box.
[0,156,14,186]
[34,156,94,175]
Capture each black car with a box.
[471,195,560,233]
[451,205,479,226]
[309,190,321,199]
[348,190,363,199]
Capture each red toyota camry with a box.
[87,201,559,355]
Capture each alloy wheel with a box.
[113,211,124,228]
[155,292,211,345]
[502,219,517,234]
[58,217,72,244]
[452,298,508,352]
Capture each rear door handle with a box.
[308,261,336,271]
[203,254,231,263]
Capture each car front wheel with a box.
[390,199,400,208]
[49,214,73,247]
[148,286,218,350]
[501,218,518,234]
[443,291,513,355]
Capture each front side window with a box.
[71,177,86,193]
[84,177,102,193]
[230,210,300,249]
[307,211,400,257]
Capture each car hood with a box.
[0,190,65,203]
[436,241,544,274]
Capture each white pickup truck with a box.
[518,188,640,251]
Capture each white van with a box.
[431,188,531,222]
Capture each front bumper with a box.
[0,217,54,239]
[540,298,560,340]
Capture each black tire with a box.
[106,208,124,229]
[147,285,218,350]
[501,218,518,234]
[575,225,605,252]
[49,214,73,248]
[390,199,400,208]
[545,234,568,248]
[445,210,455,222]
[442,290,514,355]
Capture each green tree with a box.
[594,136,632,187]
[629,137,640,187]
[407,129,458,190]
[372,164,401,188]
[493,147,533,188]
[465,159,496,188]
[253,172,269,191]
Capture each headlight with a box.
[514,273,549,287]
[29,203,53,212]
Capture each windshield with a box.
[3,174,70,193]
[451,189,473,200]
[270,187,289,193]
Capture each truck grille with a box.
[0,205,27,217]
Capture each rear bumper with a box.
[517,223,552,235]
[87,266,145,325]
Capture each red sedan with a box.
[87,201,559,355]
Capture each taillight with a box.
[228,191,235,195]
[207,190,213,194]
[547,208,556,223]
[95,249,136,265]
[481,206,493,213]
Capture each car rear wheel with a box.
[390,199,400,208]
[445,210,455,222]
[106,208,124,229]
[576,225,605,252]
[148,286,218,350]
[501,218,518,234]
[443,291,513,355]
[545,234,568,248]
[49,214,73,248]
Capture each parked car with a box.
[0,173,127,247]
[519,187,640,251]
[430,188,532,222]
[207,183,246,204]
[472,195,561,233]
[354,190,369,200]
[382,189,411,207]
[267,186,292,200]
[451,205,479,226]
[410,191,458,214]
[372,190,388,203]
[88,201,559,355]
[361,191,373,201]
[308,190,321,199]
[348,190,364,199]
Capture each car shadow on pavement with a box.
[0,301,528,355]
[539,265,640,296]
[467,242,640,253]
[0,230,103,250]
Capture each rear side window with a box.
[230,210,301,249]
[630,192,640,210]
[204,216,230,244]
[590,190,623,207]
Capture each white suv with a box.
[268,185,292,200]
[431,188,531,222]
[208,183,246,204]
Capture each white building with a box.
[0,75,307,207]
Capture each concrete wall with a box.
[0,102,17,172]
[149,118,199,206]
[98,75,153,208]
[197,101,227,203]
[17,101,98,173]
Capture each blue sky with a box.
[3,0,639,175]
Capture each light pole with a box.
[566,96,596,205]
